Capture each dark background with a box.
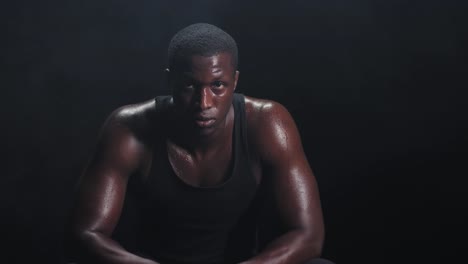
[2,0,467,263]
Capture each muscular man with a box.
[70,23,331,264]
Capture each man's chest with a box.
[163,140,262,188]
[167,146,233,187]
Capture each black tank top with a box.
[123,94,259,264]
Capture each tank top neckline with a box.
[162,99,240,191]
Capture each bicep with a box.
[72,119,144,236]
[257,103,323,234]
[73,160,128,236]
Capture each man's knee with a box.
[303,258,336,264]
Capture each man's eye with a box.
[212,81,224,88]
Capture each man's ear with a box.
[234,70,239,91]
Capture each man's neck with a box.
[169,106,234,160]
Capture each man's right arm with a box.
[69,110,157,264]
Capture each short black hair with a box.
[167,23,238,71]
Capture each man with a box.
[70,23,331,264]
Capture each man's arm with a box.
[69,109,158,264]
[243,101,325,264]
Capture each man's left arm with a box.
[242,101,325,264]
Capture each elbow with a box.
[66,227,93,262]
[73,229,96,243]
[68,225,102,250]
[67,228,105,262]
[71,227,105,248]
[302,238,323,259]
[303,227,325,258]
[309,238,324,258]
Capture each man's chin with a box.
[194,125,217,137]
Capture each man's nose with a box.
[198,87,213,110]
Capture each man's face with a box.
[169,52,239,136]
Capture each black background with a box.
[2,0,467,263]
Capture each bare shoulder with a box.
[244,95,302,161]
[244,95,296,134]
[108,99,156,129]
[103,99,158,142]
[91,99,159,176]
[96,98,158,156]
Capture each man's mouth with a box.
[194,117,216,128]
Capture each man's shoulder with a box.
[243,95,303,158]
[103,98,164,142]
[112,98,157,121]
[243,95,292,127]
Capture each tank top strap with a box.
[232,93,251,166]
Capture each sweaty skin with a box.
[70,52,324,264]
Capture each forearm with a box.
[75,231,159,264]
[240,229,322,264]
